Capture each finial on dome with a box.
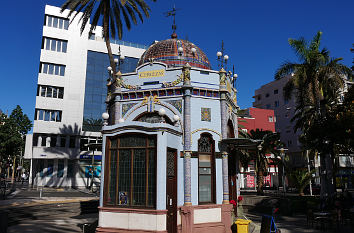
[171,33,178,39]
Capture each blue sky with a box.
[0,0,353,125]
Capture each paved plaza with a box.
[1,183,353,232]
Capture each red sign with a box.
[263,175,271,187]
[246,175,255,188]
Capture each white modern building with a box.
[24,5,146,188]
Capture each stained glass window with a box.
[105,134,156,208]
[198,134,215,204]
[108,149,117,205]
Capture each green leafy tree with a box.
[288,168,315,196]
[275,31,352,198]
[240,129,283,195]
[0,106,32,172]
[61,0,156,74]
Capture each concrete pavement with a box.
[0,182,99,233]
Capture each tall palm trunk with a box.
[257,169,264,195]
[103,3,116,74]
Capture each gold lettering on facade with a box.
[138,69,165,79]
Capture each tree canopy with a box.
[239,129,283,195]
[0,106,32,164]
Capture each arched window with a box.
[198,133,215,204]
[134,112,174,125]
[104,134,156,208]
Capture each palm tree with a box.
[288,168,315,196]
[240,129,283,195]
[275,31,352,198]
[61,0,155,74]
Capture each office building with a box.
[24,5,146,188]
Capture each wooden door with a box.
[166,148,177,233]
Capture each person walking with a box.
[21,172,27,184]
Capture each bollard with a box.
[39,187,43,199]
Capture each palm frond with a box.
[309,31,322,52]
[112,0,123,39]
[127,0,144,22]
[275,61,296,80]
[134,0,151,18]
[124,3,138,25]
[289,37,308,62]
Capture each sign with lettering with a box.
[246,174,255,188]
[139,69,165,79]
[263,175,271,187]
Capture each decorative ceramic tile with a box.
[122,103,136,117]
[166,100,182,113]
[201,108,211,122]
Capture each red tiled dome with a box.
[137,38,211,70]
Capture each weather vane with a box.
[164,5,180,35]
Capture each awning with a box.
[220,138,262,150]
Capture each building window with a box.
[284,99,289,105]
[83,51,139,133]
[268,116,274,122]
[67,160,76,178]
[40,62,66,76]
[80,136,102,151]
[47,160,54,177]
[274,101,279,107]
[69,136,76,148]
[42,37,68,53]
[287,140,292,146]
[45,15,69,30]
[50,135,57,147]
[57,160,64,178]
[198,134,215,204]
[104,134,156,208]
[60,136,66,147]
[266,93,270,98]
[39,160,45,177]
[274,89,278,94]
[35,109,62,122]
[37,85,64,99]
[41,135,47,147]
[257,95,261,101]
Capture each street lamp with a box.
[216,40,229,70]
[102,112,109,126]
[114,46,125,72]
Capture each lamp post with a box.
[216,40,229,70]
[306,150,313,196]
[279,148,288,194]
[107,46,125,83]
[114,46,125,72]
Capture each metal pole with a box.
[306,150,313,196]
[91,149,95,192]
[281,149,286,194]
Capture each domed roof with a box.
[137,36,211,70]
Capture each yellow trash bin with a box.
[235,219,252,233]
